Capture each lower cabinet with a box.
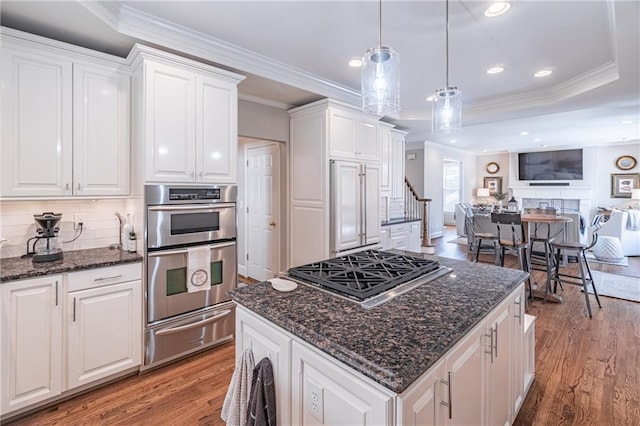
[66,280,141,389]
[382,221,421,252]
[0,264,142,419]
[397,360,446,425]
[1,275,63,415]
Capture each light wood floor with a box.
[6,226,639,425]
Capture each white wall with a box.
[238,99,290,143]
[475,152,511,200]
[405,148,425,198]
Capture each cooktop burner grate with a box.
[287,250,442,301]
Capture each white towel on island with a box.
[626,210,640,231]
[187,246,211,293]
[222,348,255,425]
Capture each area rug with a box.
[447,236,468,245]
[585,252,628,267]
[587,270,639,303]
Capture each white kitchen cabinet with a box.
[130,45,244,184]
[328,107,379,162]
[236,308,292,425]
[1,275,63,415]
[484,296,513,426]
[398,360,446,426]
[511,293,526,417]
[292,341,394,425]
[383,221,421,252]
[379,123,393,194]
[390,129,406,202]
[408,221,422,252]
[1,29,131,198]
[380,226,391,250]
[66,264,141,390]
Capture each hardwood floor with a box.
[6,227,639,425]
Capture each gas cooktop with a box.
[286,250,452,309]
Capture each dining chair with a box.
[550,215,603,318]
[528,214,564,295]
[464,207,499,264]
[491,212,533,301]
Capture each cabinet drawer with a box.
[67,263,142,292]
[388,223,410,235]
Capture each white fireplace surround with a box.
[510,185,593,218]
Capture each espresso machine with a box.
[24,212,64,263]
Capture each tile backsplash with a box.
[0,199,139,259]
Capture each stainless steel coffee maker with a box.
[25,212,64,262]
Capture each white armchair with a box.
[598,210,640,256]
[454,203,473,236]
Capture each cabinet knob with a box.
[269,221,276,227]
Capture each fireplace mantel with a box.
[510,185,593,216]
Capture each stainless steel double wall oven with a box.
[143,184,237,370]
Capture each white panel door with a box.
[364,163,381,245]
[144,61,195,182]
[1,275,63,415]
[73,63,130,196]
[196,75,237,183]
[331,161,361,253]
[247,143,281,281]
[328,109,357,159]
[67,281,141,390]
[1,48,72,197]
[356,119,379,161]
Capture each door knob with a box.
[269,221,276,227]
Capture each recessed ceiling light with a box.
[534,69,552,77]
[520,131,529,136]
[426,96,435,102]
[348,59,363,68]
[486,66,504,74]
[533,138,541,142]
[449,139,457,143]
[484,2,511,17]
[621,120,633,125]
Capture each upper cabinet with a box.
[328,107,379,162]
[129,45,245,184]
[0,28,131,198]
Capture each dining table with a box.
[520,213,573,303]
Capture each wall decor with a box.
[611,173,640,198]
[615,155,637,170]
[484,176,503,195]
[485,162,499,174]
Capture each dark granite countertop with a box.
[230,250,528,394]
[381,217,422,226]
[1,247,142,282]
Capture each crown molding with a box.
[80,2,361,107]
[238,94,293,110]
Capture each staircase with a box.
[404,177,434,252]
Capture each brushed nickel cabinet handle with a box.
[55,281,59,306]
[94,274,123,282]
[73,298,77,322]
[440,372,453,419]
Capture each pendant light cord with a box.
[378,0,382,47]
[445,0,450,87]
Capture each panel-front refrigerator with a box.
[330,160,381,255]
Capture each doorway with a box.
[241,139,282,282]
[443,159,462,225]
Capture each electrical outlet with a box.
[307,379,324,422]
[73,214,85,230]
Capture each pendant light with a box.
[432,0,462,133]
[362,0,400,115]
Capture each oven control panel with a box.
[168,188,221,201]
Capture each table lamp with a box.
[477,188,491,210]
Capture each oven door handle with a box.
[148,241,236,257]
[147,203,235,212]
[155,310,232,336]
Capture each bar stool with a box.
[529,220,563,296]
[491,212,533,301]
[464,207,499,264]
[550,215,602,318]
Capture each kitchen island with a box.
[230,251,535,425]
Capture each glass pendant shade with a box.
[362,45,400,115]
[432,86,462,133]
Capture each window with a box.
[443,160,461,212]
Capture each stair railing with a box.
[404,177,433,248]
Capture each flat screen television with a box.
[518,149,583,181]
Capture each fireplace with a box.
[510,185,592,217]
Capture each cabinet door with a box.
[380,227,390,250]
[1,275,63,414]
[390,131,405,201]
[328,109,357,159]
[144,61,196,182]
[408,221,422,253]
[486,302,513,426]
[73,63,131,196]
[196,75,237,183]
[356,119,379,162]
[379,126,392,193]
[67,280,141,390]
[364,163,381,245]
[511,291,526,418]
[331,161,362,252]
[389,223,410,250]
[1,48,72,197]
[444,328,484,425]
[399,360,446,426]
[292,341,393,425]
[236,307,292,425]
